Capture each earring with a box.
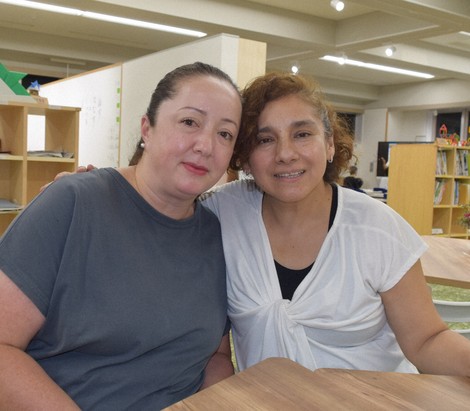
[139,141,145,149]
[328,156,334,163]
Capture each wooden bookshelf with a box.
[0,101,79,236]
[387,143,469,239]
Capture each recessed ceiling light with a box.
[385,46,396,57]
[330,0,345,12]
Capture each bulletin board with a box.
[41,64,122,167]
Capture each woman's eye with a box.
[296,131,312,138]
[256,135,273,145]
[181,118,196,127]
[219,131,233,141]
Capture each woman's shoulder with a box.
[200,179,262,216]
[338,185,425,243]
[43,168,117,200]
[201,179,260,201]
[338,185,399,224]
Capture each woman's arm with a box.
[0,270,80,410]
[381,260,470,376]
[200,333,234,389]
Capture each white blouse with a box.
[202,180,427,372]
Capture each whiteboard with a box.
[41,65,122,167]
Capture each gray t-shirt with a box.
[0,168,228,410]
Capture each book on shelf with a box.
[27,150,74,158]
[455,150,469,176]
[434,179,446,205]
[454,182,470,206]
[435,150,448,175]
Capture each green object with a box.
[0,62,30,96]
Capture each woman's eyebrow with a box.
[291,119,317,128]
[179,106,206,115]
[179,106,239,128]
[258,119,317,133]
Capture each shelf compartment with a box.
[432,207,452,236]
[451,206,469,237]
[436,147,455,176]
[0,105,25,156]
[454,147,469,177]
[0,160,24,207]
[434,177,453,206]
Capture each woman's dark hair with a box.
[229,71,354,184]
[129,61,240,166]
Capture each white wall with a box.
[387,110,431,142]
[366,79,470,110]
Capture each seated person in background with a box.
[342,175,365,193]
[0,62,241,410]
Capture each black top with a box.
[275,184,338,300]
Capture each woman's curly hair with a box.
[229,72,354,184]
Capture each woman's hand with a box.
[40,164,96,192]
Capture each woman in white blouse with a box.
[202,71,470,377]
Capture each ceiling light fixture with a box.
[385,46,396,57]
[50,57,86,66]
[330,0,345,12]
[0,0,206,37]
[320,55,434,79]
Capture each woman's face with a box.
[247,94,334,204]
[141,75,241,201]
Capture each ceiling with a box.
[1,0,470,106]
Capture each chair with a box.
[433,299,470,340]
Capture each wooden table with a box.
[165,357,470,410]
[421,235,470,289]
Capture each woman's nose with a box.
[193,131,213,156]
[275,137,298,163]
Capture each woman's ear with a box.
[327,137,335,160]
[140,115,151,144]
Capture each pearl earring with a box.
[139,141,145,149]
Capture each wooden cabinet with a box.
[388,143,470,239]
[0,102,79,235]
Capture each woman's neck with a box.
[262,182,332,227]
[119,166,196,220]
[261,183,333,268]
